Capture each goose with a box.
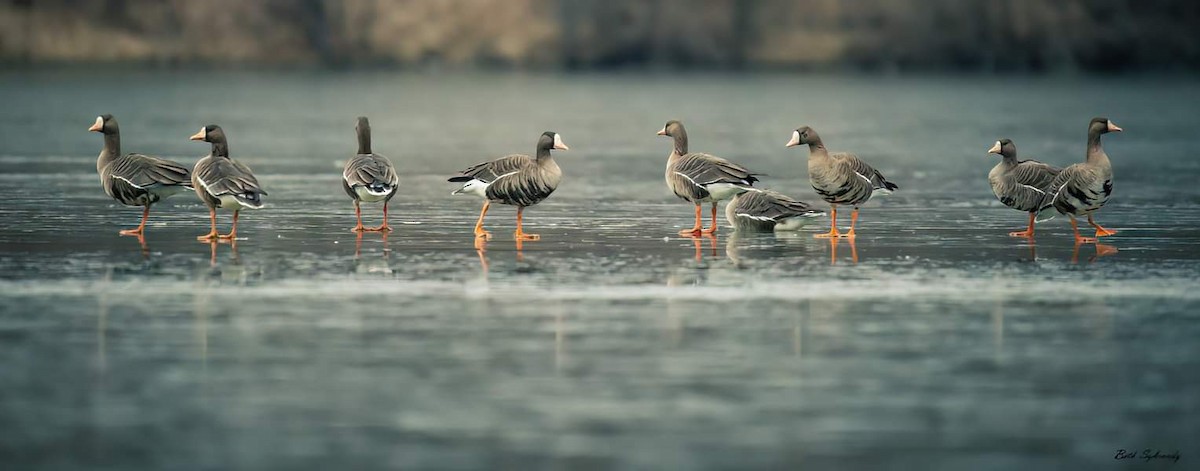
[189,125,267,241]
[1037,117,1121,243]
[725,189,824,233]
[88,114,191,236]
[342,117,399,232]
[658,120,760,236]
[787,126,897,239]
[986,138,1061,237]
[448,131,566,241]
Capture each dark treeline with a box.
[2,0,1197,72]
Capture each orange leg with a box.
[351,201,366,232]
[701,203,719,234]
[1009,213,1036,238]
[514,206,540,240]
[197,209,219,242]
[367,201,393,232]
[842,208,859,239]
[120,206,150,236]
[679,204,703,237]
[814,206,839,239]
[1088,215,1117,238]
[219,211,239,240]
[1071,217,1097,244]
[474,201,492,240]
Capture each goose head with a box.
[189,124,227,143]
[786,126,818,147]
[88,114,117,134]
[538,131,569,151]
[987,138,1017,159]
[1090,117,1122,135]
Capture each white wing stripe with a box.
[112,175,145,189]
[674,171,704,190]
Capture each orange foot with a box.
[367,224,393,233]
[679,228,703,237]
[351,224,366,233]
[1095,227,1118,237]
[197,231,219,242]
[119,228,145,236]
[1075,236,1098,244]
[814,230,839,239]
[475,230,492,241]
[701,226,718,235]
[1008,229,1034,238]
[840,229,857,239]
[514,231,540,241]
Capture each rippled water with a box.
[2,70,1199,469]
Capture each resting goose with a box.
[342,117,399,232]
[986,138,1061,237]
[725,189,824,233]
[787,126,897,239]
[189,125,267,241]
[658,120,760,236]
[88,114,191,236]
[448,131,566,241]
[1037,117,1121,243]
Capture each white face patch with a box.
[553,133,568,150]
[94,116,104,129]
[786,130,800,147]
[200,127,207,139]
[988,141,1002,154]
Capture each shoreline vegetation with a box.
[1,0,1197,73]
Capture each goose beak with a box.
[88,116,103,132]
[987,141,1002,154]
[1107,120,1123,132]
[785,131,800,148]
[552,134,569,151]
[656,128,667,136]
[189,128,206,141]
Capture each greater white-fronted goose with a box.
[787,126,897,239]
[658,120,760,236]
[342,117,399,232]
[725,189,824,233]
[448,131,566,241]
[1037,117,1121,243]
[88,114,191,236]
[986,138,1061,238]
[189,125,267,241]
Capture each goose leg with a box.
[368,201,393,232]
[1009,213,1036,238]
[842,208,860,239]
[351,201,366,232]
[514,206,540,241]
[474,201,492,240]
[701,203,719,234]
[197,208,219,242]
[120,206,150,236]
[1088,215,1117,238]
[814,206,839,238]
[679,204,703,237]
[1071,217,1097,244]
[219,211,239,240]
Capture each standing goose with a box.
[725,189,824,233]
[189,125,267,241]
[658,120,760,236]
[986,138,1061,238]
[1037,117,1121,243]
[88,114,192,236]
[342,117,399,232]
[448,131,567,241]
[787,126,898,239]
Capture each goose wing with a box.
[732,190,823,222]
[673,153,759,188]
[448,154,532,183]
[344,154,399,189]
[834,152,898,192]
[1011,159,1061,189]
[195,157,267,207]
[107,153,191,189]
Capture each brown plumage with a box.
[343,117,399,232]
[725,189,824,232]
[189,125,266,242]
[1037,117,1121,243]
[986,138,1061,237]
[658,120,760,236]
[787,125,897,239]
[89,114,192,236]
[448,131,567,241]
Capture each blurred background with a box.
[3,0,1199,73]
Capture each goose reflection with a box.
[828,237,858,265]
[1072,242,1118,264]
[353,231,393,275]
[725,231,809,267]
